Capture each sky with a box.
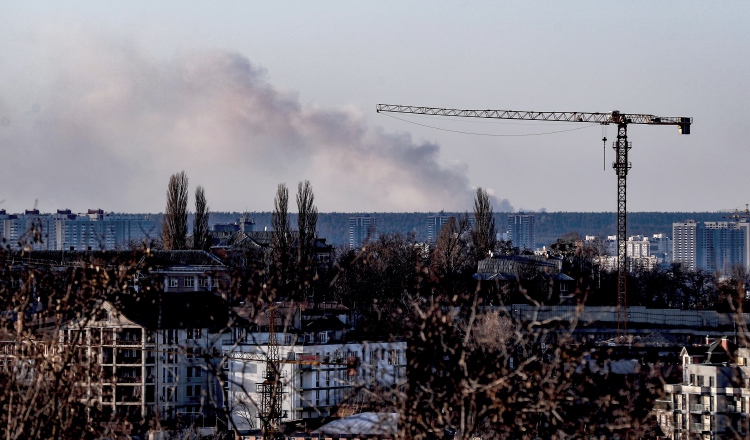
[0,2,748,214]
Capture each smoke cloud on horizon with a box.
[0,27,513,214]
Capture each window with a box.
[163,329,177,345]
[186,385,201,398]
[169,277,178,288]
[690,374,695,385]
[184,276,194,288]
[388,349,396,365]
[165,348,178,364]
[709,376,715,387]
[187,366,202,378]
[187,347,202,359]
[698,375,704,386]
[318,332,328,344]
[198,276,208,288]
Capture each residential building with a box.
[626,235,657,272]
[650,233,672,264]
[673,220,750,273]
[0,209,157,251]
[56,251,230,427]
[507,213,535,252]
[55,209,158,251]
[0,209,57,250]
[348,216,377,249]
[655,338,750,439]
[673,221,699,272]
[427,214,474,245]
[427,215,453,245]
[223,304,406,433]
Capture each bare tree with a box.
[161,171,189,250]
[296,180,318,277]
[471,187,497,260]
[193,185,210,251]
[271,183,291,295]
[431,213,472,278]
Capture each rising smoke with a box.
[0,27,513,213]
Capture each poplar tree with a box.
[193,185,210,251]
[162,171,189,250]
[271,183,291,293]
[296,180,318,269]
[471,187,497,260]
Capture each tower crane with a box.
[376,104,692,339]
[228,306,359,439]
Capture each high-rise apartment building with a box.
[0,209,57,250]
[0,209,157,251]
[348,216,377,249]
[55,209,158,251]
[673,221,699,271]
[427,215,453,245]
[507,213,535,251]
[673,220,750,272]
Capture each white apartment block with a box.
[225,338,406,431]
[0,209,157,251]
[61,301,226,424]
[55,209,158,251]
[656,341,750,439]
[0,209,57,250]
[673,221,699,272]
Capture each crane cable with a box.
[381,112,600,137]
[602,125,608,171]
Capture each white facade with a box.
[656,347,750,439]
[55,209,158,251]
[61,301,225,423]
[0,209,157,251]
[225,339,407,430]
[673,221,699,271]
[0,209,57,250]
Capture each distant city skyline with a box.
[1,3,748,213]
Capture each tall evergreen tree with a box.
[471,187,497,260]
[161,171,189,250]
[193,185,210,251]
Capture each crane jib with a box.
[376,104,691,132]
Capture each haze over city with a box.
[1,2,748,213]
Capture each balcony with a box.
[690,404,707,413]
[116,355,142,365]
[115,376,142,384]
[691,423,709,432]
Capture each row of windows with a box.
[163,328,202,344]
[168,276,209,288]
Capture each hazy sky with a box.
[1,2,748,213]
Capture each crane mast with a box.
[376,104,692,340]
